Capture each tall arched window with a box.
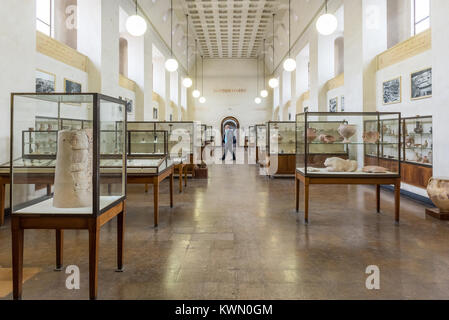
[334,37,344,76]
[412,0,430,35]
[119,37,129,77]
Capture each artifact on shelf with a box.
[363,131,380,144]
[427,178,449,213]
[318,134,336,144]
[414,121,423,134]
[338,124,357,143]
[53,129,93,208]
[405,136,414,148]
[362,166,389,173]
[307,128,317,143]
[324,157,358,172]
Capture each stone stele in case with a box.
[53,129,93,208]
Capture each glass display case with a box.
[248,126,256,147]
[128,130,168,156]
[101,156,173,175]
[22,130,58,158]
[200,124,207,147]
[256,124,267,148]
[127,121,199,160]
[296,112,401,177]
[10,93,127,216]
[267,121,296,155]
[206,125,214,143]
[403,116,432,166]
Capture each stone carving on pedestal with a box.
[53,129,93,208]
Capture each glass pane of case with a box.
[403,116,432,166]
[296,112,401,176]
[268,122,296,155]
[11,93,126,216]
[128,130,168,156]
[99,98,126,211]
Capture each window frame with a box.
[36,0,54,37]
[412,0,430,36]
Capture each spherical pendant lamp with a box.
[316,0,338,36]
[126,1,147,37]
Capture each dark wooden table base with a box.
[12,200,126,300]
[295,172,401,224]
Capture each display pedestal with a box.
[11,200,126,300]
[425,207,449,220]
[295,170,401,224]
[194,166,208,179]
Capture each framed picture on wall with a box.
[304,106,309,113]
[36,69,55,93]
[329,98,338,113]
[411,68,432,100]
[382,77,401,105]
[125,98,133,113]
[340,96,345,112]
[64,78,82,93]
[153,108,158,119]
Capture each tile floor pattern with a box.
[1,164,449,299]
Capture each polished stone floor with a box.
[1,164,449,300]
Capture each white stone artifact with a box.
[324,157,358,172]
[427,177,449,212]
[53,129,93,208]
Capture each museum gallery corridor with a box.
[1,164,449,300]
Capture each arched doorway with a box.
[221,116,240,140]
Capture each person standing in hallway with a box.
[222,125,236,161]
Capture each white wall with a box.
[191,59,272,131]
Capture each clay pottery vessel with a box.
[338,124,357,143]
[307,128,317,143]
[363,131,380,144]
[319,134,336,144]
[405,136,415,147]
[427,178,449,212]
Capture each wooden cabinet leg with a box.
[170,173,174,208]
[11,217,24,300]
[184,166,188,187]
[153,182,159,227]
[295,177,300,212]
[304,180,309,224]
[0,183,5,226]
[394,181,401,224]
[116,205,125,272]
[179,166,183,193]
[46,184,52,196]
[144,184,149,193]
[376,185,381,213]
[88,220,100,300]
[55,229,63,271]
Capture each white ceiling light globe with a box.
[316,13,338,36]
[165,58,179,72]
[283,58,297,72]
[255,97,262,104]
[192,89,201,98]
[182,77,193,88]
[199,96,206,104]
[126,15,147,37]
[269,77,279,89]
[260,89,268,98]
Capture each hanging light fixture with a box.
[255,57,261,104]
[182,14,193,88]
[316,0,338,36]
[269,14,279,89]
[192,40,201,98]
[283,0,296,72]
[165,0,179,72]
[126,0,147,37]
[260,39,268,98]
[199,55,206,104]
